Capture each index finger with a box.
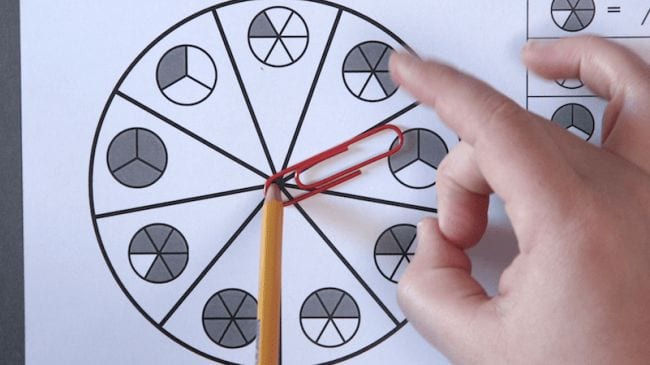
[390,53,581,227]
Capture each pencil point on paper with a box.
[265,184,281,203]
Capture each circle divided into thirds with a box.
[107,128,168,189]
[388,128,448,189]
[551,0,596,32]
[556,79,584,89]
[202,289,258,349]
[248,7,309,67]
[156,45,217,106]
[374,225,417,283]
[300,288,360,348]
[551,103,595,141]
[343,41,398,102]
[128,224,189,284]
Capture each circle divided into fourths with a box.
[300,288,361,348]
[551,103,595,141]
[551,0,596,32]
[388,128,448,189]
[202,289,259,349]
[248,7,310,67]
[128,224,189,284]
[157,45,218,106]
[342,41,398,102]
[374,225,417,283]
[107,128,168,189]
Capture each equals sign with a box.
[608,6,621,13]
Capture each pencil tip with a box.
[265,184,282,203]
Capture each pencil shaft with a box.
[257,199,283,365]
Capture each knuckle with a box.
[482,94,524,133]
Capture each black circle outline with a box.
[247,6,310,68]
[299,287,361,348]
[551,103,595,142]
[156,44,218,106]
[550,0,596,33]
[89,2,413,364]
[341,41,397,103]
[128,223,189,284]
[201,288,258,349]
[106,127,168,189]
[373,224,416,284]
[555,79,584,90]
[388,128,449,190]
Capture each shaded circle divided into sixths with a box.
[156,45,217,106]
[300,288,361,348]
[374,224,417,283]
[388,128,448,189]
[128,224,189,284]
[551,103,595,141]
[342,41,398,102]
[551,0,596,32]
[107,128,168,189]
[202,289,258,349]
[248,6,310,67]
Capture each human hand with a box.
[389,37,650,364]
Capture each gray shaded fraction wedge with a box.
[388,130,419,172]
[391,225,417,252]
[552,103,594,136]
[157,46,188,89]
[249,13,277,37]
[333,294,359,317]
[419,130,448,169]
[343,48,372,72]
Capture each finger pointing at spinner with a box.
[390,54,581,228]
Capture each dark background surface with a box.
[0,0,25,364]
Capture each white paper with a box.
[21,1,650,364]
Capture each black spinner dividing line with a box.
[212,10,278,175]
[117,91,269,179]
[281,187,400,325]
[95,185,264,219]
[283,183,437,214]
[363,101,420,132]
[281,9,343,171]
[159,200,264,327]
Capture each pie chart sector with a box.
[551,103,595,141]
[128,224,189,283]
[300,288,361,348]
[248,6,309,67]
[343,41,397,102]
[156,45,217,106]
[551,0,596,32]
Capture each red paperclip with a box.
[265,125,404,206]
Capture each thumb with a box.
[398,218,501,364]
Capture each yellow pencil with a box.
[257,184,284,365]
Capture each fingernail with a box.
[390,52,421,85]
[523,40,554,56]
